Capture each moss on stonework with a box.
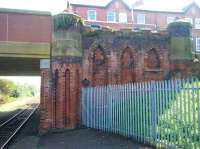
[52,39,82,57]
[53,13,83,31]
[83,30,168,41]
[54,31,81,41]
[82,30,169,50]
[52,31,82,57]
[170,37,192,60]
[168,22,192,37]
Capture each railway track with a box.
[0,104,39,149]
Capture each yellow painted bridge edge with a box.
[0,41,50,58]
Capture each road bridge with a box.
[0,8,51,75]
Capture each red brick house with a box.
[70,0,200,52]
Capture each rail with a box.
[0,104,39,149]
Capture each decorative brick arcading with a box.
[51,60,82,129]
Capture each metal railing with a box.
[81,78,200,148]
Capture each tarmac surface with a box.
[9,110,150,149]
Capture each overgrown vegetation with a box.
[0,79,38,104]
[168,22,192,37]
[87,79,199,148]
[110,81,199,148]
[158,81,200,148]
[53,13,83,31]
[168,22,193,60]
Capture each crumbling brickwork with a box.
[82,30,170,86]
[40,14,199,132]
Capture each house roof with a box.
[183,1,200,12]
[69,0,200,13]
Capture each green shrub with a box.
[168,22,192,37]
[0,79,38,104]
[53,13,83,31]
[0,79,16,96]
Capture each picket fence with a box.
[81,78,200,148]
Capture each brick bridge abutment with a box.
[39,13,199,133]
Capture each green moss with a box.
[170,37,192,60]
[53,13,83,31]
[83,30,168,43]
[168,22,192,37]
[52,39,82,57]
[82,31,100,37]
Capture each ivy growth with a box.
[53,13,83,31]
[168,22,192,37]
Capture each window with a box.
[196,38,200,52]
[87,10,96,21]
[195,18,200,29]
[137,14,145,24]
[107,12,116,22]
[119,13,127,23]
[167,17,175,24]
[185,17,193,25]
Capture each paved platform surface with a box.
[38,129,149,149]
[9,110,150,149]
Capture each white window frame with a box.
[119,12,127,23]
[195,18,200,29]
[185,17,193,25]
[137,14,145,24]
[107,11,116,22]
[87,10,96,21]
[167,17,175,24]
[196,38,200,52]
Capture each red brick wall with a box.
[0,14,7,41]
[40,69,52,132]
[40,27,196,132]
[51,62,82,129]
[0,12,52,43]
[83,45,170,87]
[170,60,195,78]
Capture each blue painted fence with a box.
[81,78,200,148]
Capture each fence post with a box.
[81,88,85,126]
[151,81,157,145]
[108,85,112,130]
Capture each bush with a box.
[10,89,20,98]
[53,13,83,31]
[0,79,38,104]
[168,22,192,37]
[0,79,16,96]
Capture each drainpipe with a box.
[131,5,134,30]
